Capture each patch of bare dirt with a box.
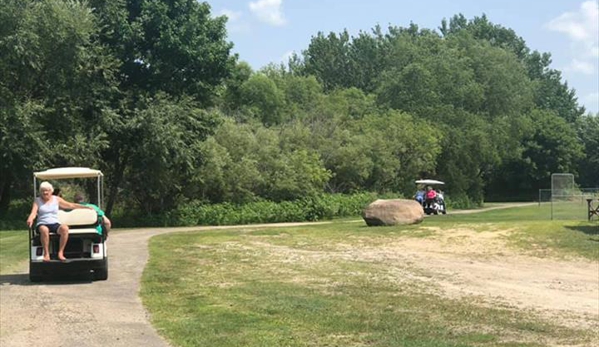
[243,226,599,335]
[392,228,599,329]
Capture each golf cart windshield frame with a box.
[33,167,104,209]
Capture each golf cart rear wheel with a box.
[29,273,43,282]
[29,262,43,282]
[93,259,108,281]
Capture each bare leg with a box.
[38,226,50,262]
[57,225,69,261]
[103,216,112,231]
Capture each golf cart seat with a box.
[58,209,102,235]
[31,209,103,242]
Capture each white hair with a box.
[39,181,53,193]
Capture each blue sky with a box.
[210,0,599,114]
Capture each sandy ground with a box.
[1,205,597,346]
[361,227,599,330]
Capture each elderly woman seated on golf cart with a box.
[26,181,92,262]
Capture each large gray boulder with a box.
[363,199,424,226]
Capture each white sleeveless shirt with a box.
[35,196,60,225]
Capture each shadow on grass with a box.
[565,225,599,236]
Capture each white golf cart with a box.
[29,167,108,282]
[415,179,447,215]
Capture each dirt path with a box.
[1,204,596,346]
[449,202,537,214]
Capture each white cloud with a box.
[547,1,598,41]
[216,9,251,34]
[564,59,596,74]
[546,1,599,80]
[546,1,599,57]
[249,0,286,26]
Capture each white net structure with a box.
[546,173,599,220]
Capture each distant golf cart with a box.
[29,167,108,282]
[415,179,447,215]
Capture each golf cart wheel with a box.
[29,273,43,283]
[94,259,108,281]
[29,262,43,282]
[94,268,108,281]
[442,210,447,215]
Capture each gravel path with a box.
[1,228,170,347]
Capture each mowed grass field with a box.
[140,205,599,347]
[0,230,28,274]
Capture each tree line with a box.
[1,0,597,219]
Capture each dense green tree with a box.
[0,0,113,214]
[435,110,508,204]
[3,4,595,219]
[440,14,584,122]
[195,119,331,203]
[260,65,324,119]
[440,14,528,59]
[302,30,352,91]
[356,111,442,193]
[575,114,599,188]
[115,95,221,214]
[377,63,439,112]
[238,74,286,125]
[88,0,234,102]
[326,88,378,120]
[87,0,235,214]
[220,61,253,110]
[487,110,585,198]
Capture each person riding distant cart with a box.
[414,188,426,206]
[437,189,445,202]
[415,179,447,215]
[425,186,437,209]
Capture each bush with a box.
[111,192,379,227]
[444,193,482,209]
[0,199,31,230]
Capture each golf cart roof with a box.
[415,179,445,185]
[34,167,103,180]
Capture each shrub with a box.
[111,192,379,227]
[0,199,31,230]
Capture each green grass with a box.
[0,230,28,274]
[428,204,599,260]
[141,206,598,347]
